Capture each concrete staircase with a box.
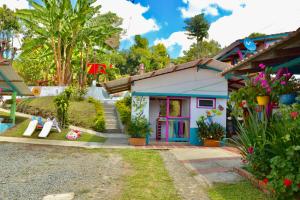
[103,103,123,133]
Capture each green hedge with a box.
[115,96,131,128]
[88,97,106,132]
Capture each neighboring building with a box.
[103,58,232,145]
[221,28,300,76]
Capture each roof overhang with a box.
[0,62,33,96]
[103,58,234,94]
[221,27,300,76]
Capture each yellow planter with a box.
[256,96,270,106]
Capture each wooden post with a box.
[10,91,17,124]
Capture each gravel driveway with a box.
[0,143,124,200]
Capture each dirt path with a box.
[160,151,210,200]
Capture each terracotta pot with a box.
[203,139,220,147]
[256,96,270,106]
[128,138,146,146]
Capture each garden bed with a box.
[233,167,272,195]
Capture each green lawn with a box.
[118,150,180,200]
[17,97,97,129]
[0,112,106,143]
[208,181,273,200]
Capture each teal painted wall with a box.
[189,128,202,146]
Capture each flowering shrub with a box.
[233,105,300,199]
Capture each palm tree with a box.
[17,0,122,85]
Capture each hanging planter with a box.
[256,96,270,106]
[279,93,296,105]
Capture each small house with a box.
[104,58,235,145]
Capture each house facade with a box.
[104,58,232,145]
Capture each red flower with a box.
[247,146,254,154]
[290,112,298,120]
[298,183,300,188]
[283,178,292,187]
[262,178,269,184]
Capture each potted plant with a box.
[273,68,298,105]
[196,116,225,147]
[127,116,151,146]
[253,64,273,106]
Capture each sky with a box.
[2,0,300,58]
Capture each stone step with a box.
[106,128,122,133]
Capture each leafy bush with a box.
[65,85,87,101]
[196,116,225,140]
[115,96,131,127]
[89,97,106,132]
[232,106,300,199]
[127,116,151,138]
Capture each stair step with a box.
[106,129,122,133]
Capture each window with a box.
[159,99,181,117]
[197,98,216,109]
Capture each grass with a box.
[208,181,273,200]
[0,112,106,143]
[17,97,97,129]
[118,150,180,200]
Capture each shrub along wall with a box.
[115,96,131,130]
[87,97,106,132]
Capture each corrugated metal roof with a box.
[0,62,32,96]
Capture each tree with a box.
[184,14,210,58]
[115,35,170,75]
[0,5,20,61]
[17,0,122,86]
[173,40,221,64]
[0,5,19,32]
[150,43,170,70]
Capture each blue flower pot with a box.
[279,93,296,105]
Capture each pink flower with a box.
[259,63,266,70]
[283,179,292,187]
[267,87,271,94]
[258,72,265,78]
[261,80,269,88]
[276,68,284,79]
[280,81,286,85]
[247,146,254,154]
[254,76,260,84]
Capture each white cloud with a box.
[95,0,159,40]
[0,0,29,10]
[180,0,244,18]
[208,0,300,47]
[154,31,195,56]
